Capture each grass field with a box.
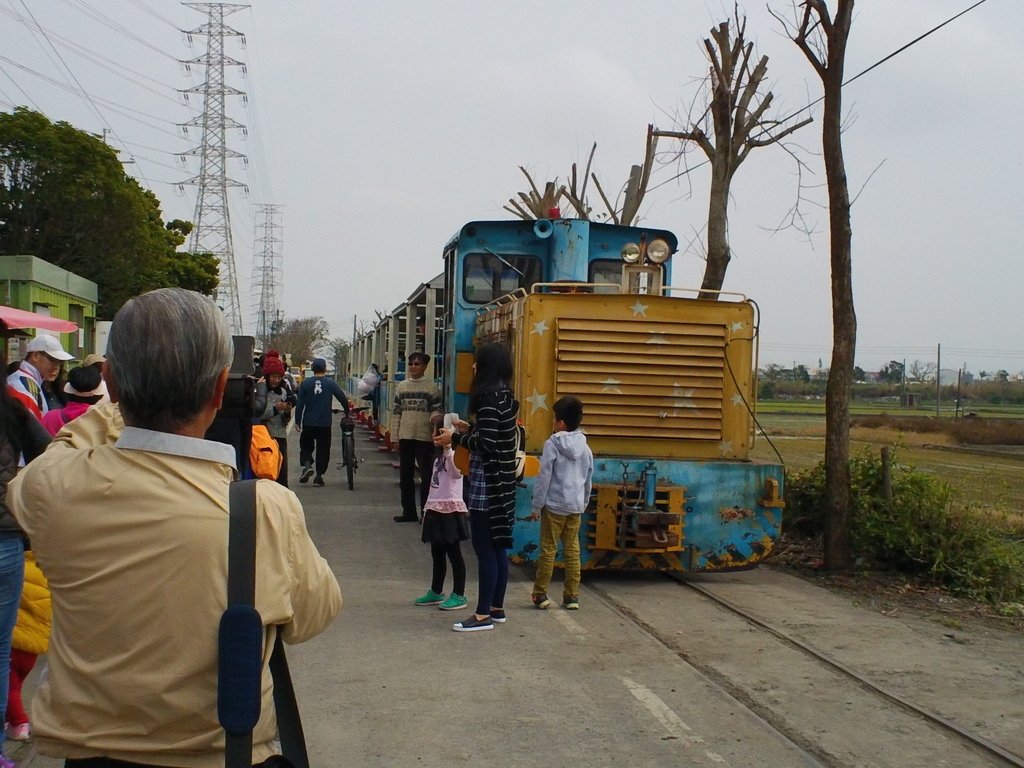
[756,400,1024,419]
[751,410,1024,519]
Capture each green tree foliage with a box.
[326,336,351,381]
[0,108,218,317]
[878,360,904,384]
[162,221,219,295]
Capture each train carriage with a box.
[350,217,784,572]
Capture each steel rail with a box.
[583,579,829,768]
[669,574,1024,768]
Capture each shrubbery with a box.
[851,413,1024,446]
[785,449,1024,604]
[760,378,1024,405]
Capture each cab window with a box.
[589,259,625,294]
[462,253,542,304]
[589,259,663,293]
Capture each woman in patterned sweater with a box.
[436,343,519,632]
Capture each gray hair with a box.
[107,288,232,432]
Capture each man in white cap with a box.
[7,335,74,417]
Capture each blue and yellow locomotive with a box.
[350,217,784,572]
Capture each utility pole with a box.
[179,2,249,335]
[252,204,283,350]
[936,343,941,418]
[901,358,907,407]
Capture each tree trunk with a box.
[700,157,732,298]
[821,3,856,572]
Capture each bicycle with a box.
[335,406,370,490]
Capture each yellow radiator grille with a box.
[555,318,725,440]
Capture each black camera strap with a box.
[222,479,310,768]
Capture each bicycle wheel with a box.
[344,433,356,490]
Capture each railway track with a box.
[586,573,1024,768]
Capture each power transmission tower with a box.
[178,2,249,335]
[252,203,283,350]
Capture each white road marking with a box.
[523,586,587,635]
[550,606,587,635]
[620,676,730,766]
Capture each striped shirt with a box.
[454,388,519,548]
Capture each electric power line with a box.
[0,64,41,110]
[0,54,182,138]
[125,0,182,29]
[14,0,153,189]
[55,0,179,61]
[0,6,184,104]
[646,0,992,195]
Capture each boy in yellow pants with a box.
[529,396,594,609]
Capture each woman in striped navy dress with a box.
[436,343,519,632]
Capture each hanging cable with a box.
[13,0,155,188]
[0,55,182,138]
[55,0,179,61]
[0,65,42,111]
[124,0,181,29]
[0,6,183,104]
[646,0,992,194]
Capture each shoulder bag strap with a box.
[270,630,309,768]
[223,479,260,768]
[224,480,311,768]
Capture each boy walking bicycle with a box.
[529,396,593,610]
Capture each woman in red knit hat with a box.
[255,352,296,486]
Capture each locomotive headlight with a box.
[647,238,671,264]
[620,242,641,263]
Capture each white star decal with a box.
[646,334,668,345]
[731,393,745,407]
[601,378,622,394]
[631,300,648,317]
[719,440,733,456]
[526,388,549,414]
[672,386,696,410]
[731,321,745,332]
[531,320,550,336]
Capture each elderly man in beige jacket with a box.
[10,288,342,768]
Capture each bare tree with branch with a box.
[502,170,566,221]
[775,0,857,571]
[907,360,936,383]
[267,315,332,366]
[504,127,659,226]
[656,10,811,298]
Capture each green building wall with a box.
[0,255,99,362]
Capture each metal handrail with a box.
[530,282,620,294]
[661,285,749,302]
[474,288,527,316]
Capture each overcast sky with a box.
[2,1,1020,374]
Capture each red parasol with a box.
[0,305,78,333]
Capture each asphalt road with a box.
[12,423,1024,767]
